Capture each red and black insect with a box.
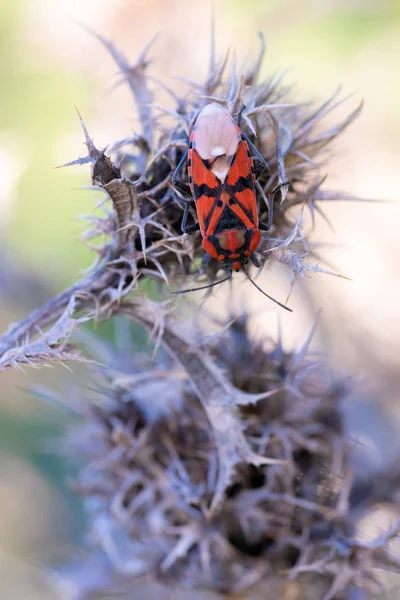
[172,102,291,311]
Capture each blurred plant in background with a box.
[0,1,399,599]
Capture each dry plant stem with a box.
[0,278,90,353]
[0,296,94,371]
[0,262,119,369]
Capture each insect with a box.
[172,102,291,311]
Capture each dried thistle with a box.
[0,27,398,600]
[54,307,400,600]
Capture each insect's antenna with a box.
[172,271,232,295]
[244,269,293,312]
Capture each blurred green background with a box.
[0,0,399,597]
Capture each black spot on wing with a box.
[193,183,219,198]
[229,173,255,193]
[214,206,247,234]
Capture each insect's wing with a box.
[193,103,240,183]
[189,149,220,237]
[226,141,259,229]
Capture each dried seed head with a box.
[58,309,398,599]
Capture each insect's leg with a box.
[265,188,279,230]
[259,221,270,232]
[250,254,261,268]
[183,222,200,234]
[237,104,246,128]
[174,181,192,195]
[201,252,212,266]
[259,194,274,231]
[271,179,290,203]
[244,133,265,165]
[261,179,290,231]
[172,147,192,195]
[174,149,198,233]
[268,196,274,230]
[253,162,267,181]
[172,149,188,185]
[181,200,200,234]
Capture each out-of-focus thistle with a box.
[56,308,400,600]
[0,27,399,600]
